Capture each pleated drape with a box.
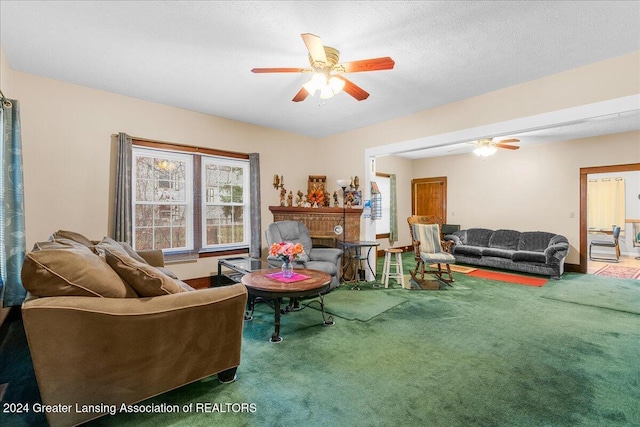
[113,132,133,243]
[249,153,262,258]
[389,174,398,245]
[0,98,26,306]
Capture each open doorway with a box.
[580,163,640,274]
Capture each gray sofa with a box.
[444,228,570,279]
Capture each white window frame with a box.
[132,147,194,253]
[201,156,250,251]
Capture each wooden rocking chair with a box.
[407,215,456,288]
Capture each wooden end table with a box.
[241,268,334,343]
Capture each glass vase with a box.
[281,260,294,278]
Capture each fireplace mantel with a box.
[268,206,363,247]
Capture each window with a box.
[202,157,249,250]
[133,149,193,251]
[131,142,250,255]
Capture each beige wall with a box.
[0,46,11,95]
[412,131,640,265]
[3,43,639,278]
[317,50,639,261]
[372,155,414,251]
[322,51,639,152]
[10,70,317,279]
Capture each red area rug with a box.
[593,264,640,279]
[468,269,548,287]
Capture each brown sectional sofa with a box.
[20,231,247,427]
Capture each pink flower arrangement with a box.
[269,241,304,262]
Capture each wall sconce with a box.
[273,174,284,190]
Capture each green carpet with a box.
[3,253,640,427]
[307,286,409,321]
[541,273,640,314]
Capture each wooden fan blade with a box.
[251,68,311,73]
[292,87,309,102]
[336,76,369,101]
[301,33,327,64]
[338,57,395,73]
[497,138,520,143]
[495,143,520,150]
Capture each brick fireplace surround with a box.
[268,206,363,248]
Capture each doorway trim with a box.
[579,162,640,273]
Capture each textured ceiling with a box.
[1,1,639,150]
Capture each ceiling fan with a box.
[469,138,520,156]
[251,33,395,102]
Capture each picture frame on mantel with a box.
[345,189,362,207]
[308,175,327,194]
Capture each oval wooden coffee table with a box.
[241,268,334,343]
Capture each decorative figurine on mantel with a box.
[279,187,287,207]
[345,191,355,208]
[287,191,293,207]
[333,191,339,207]
[324,190,331,207]
[296,190,304,207]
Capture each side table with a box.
[217,256,267,286]
[338,241,380,289]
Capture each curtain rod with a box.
[0,89,13,108]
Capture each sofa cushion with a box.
[488,229,521,250]
[92,237,148,264]
[49,230,94,248]
[465,228,494,247]
[453,245,484,257]
[518,232,556,252]
[104,250,188,296]
[33,238,87,251]
[482,247,515,259]
[512,251,547,264]
[21,245,138,298]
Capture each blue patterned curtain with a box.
[0,97,26,307]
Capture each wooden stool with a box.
[382,248,406,289]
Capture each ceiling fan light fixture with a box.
[473,145,498,157]
[329,76,345,94]
[319,84,335,99]
[303,73,327,96]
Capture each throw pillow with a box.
[49,230,95,247]
[32,238,87,251]
[21,245,138,298]
[92,237,147,264]
[116,241,149,264]
[104,250,188,297]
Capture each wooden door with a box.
[412,177,447,221]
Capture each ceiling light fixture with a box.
[303,72,345,100]
[473,145,498,157]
